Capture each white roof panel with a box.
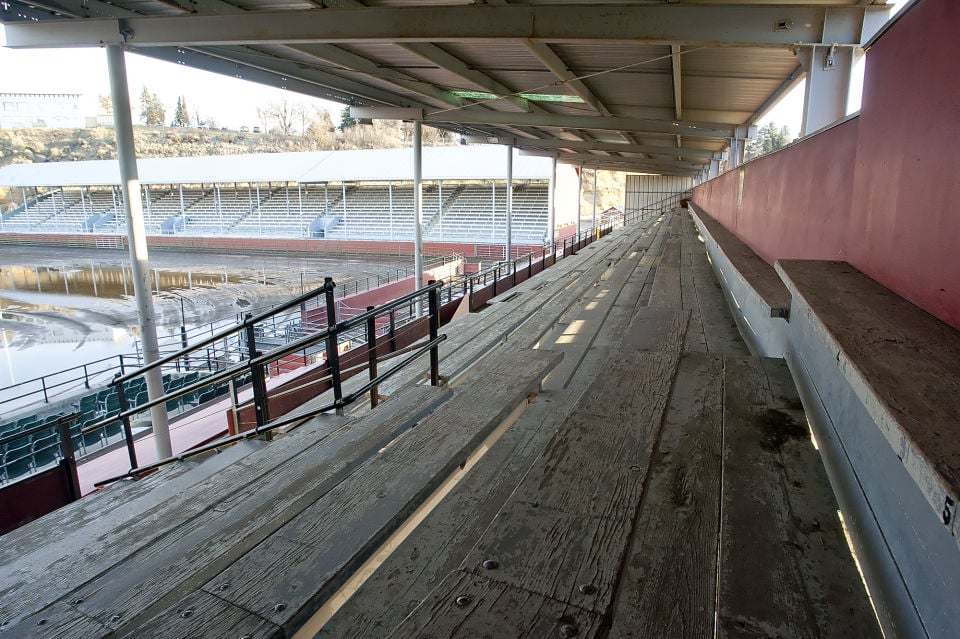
[0,146,551,187]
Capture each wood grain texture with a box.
[682,212,751,356]
[192,348,562,636]
[462,350,680,614]
[777,259,960,520]
[119,590,283,639]
[717,356,880,639]
[3,386,449,638]
[608,352,724,639]
[320,388,584,639]
[0,602,106,639]
[0,416,348,626]
[690,204,791,315]
[384,571,604,639]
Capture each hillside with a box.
[0,125,624,216]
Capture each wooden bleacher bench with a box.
[689,203,791,319]
[0,347,560,638]
[777,259,960,544]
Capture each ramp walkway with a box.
[0,211,879,638]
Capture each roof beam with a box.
[521,149,704,171]
[4,5,877,49]
[287,43,468,109]
[670,44,683,122]
[524,41,610,116]
[465,135,716,160]
[398,42,532,113]
[352,106,736,139]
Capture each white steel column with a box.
[107,44,171,459]
[413,121,424,298]
[548,156,556,248]
[798,45,855,136]
[506,144,513,264]
[591,169,598,232]
[576,164,583,237]
[438,179,443,243]
[296,183,303,236]
[388,180,394,240]
[342,182,348,237]
[256,183,262,236]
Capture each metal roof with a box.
[0,146,552,187]
[1,0,893,177]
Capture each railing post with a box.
[119,354,126,375]
[114,374,138,469]
[528,252,533,277]
[245,313,269,431]
[323,277,344,414]
[389,309,397,352]
[40,377,49,403]
[428,281,440,386]
[83,364,90,389]
[56,417,82,501]
[366,305,379,409]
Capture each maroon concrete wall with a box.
[692,0,960,330]
[846,0,960,329]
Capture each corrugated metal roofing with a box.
[0,0,893,177]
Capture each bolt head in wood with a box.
[577,583,596,595]
[558,622,579,637]
[273,603,287,613]
[454,595,472,607]
[482,559,499,570]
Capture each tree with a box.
[98,94,113,114]
[744,122,792,160]
[338,106,357,132]
[139,87,166,126]
[171,96,191,127]
[258,98,297,135]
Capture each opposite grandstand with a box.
[0,146,573,246]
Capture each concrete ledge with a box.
[688,204,789,357]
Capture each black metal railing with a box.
[84,278,446,487]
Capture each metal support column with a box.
[576,164,583,238]
[413,121,424,308]
[107,44,171,459]
[591,168,598,233]
[506,144,513,265]
[798,44,855,136]
[548,156,556,248]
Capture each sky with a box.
[0,0,909,136]
[0,29,342,129]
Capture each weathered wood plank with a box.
[119,590,283,639]
[690,204,792,316]
[777,259,960,533]
[622,307,690,353]
[0,602,106,639]
[0,415,348,626]
[683,213,751,356]
[190,349,562,636]
[3,385,449,637]
[608,352,724,638]
[648,234,682,308]
[319,388,582,639]
[461,349,680,614]
[384,571,604,639]
[717,356,881,638]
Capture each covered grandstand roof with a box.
[0,0,893,178]
[0,145,552,187]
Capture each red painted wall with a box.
[692,0,960,329]
[846,0,960,329]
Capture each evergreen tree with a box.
[338,106,357,131]
[139,87,166,126]
[171,96,191,127]
[744,122,792,161]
